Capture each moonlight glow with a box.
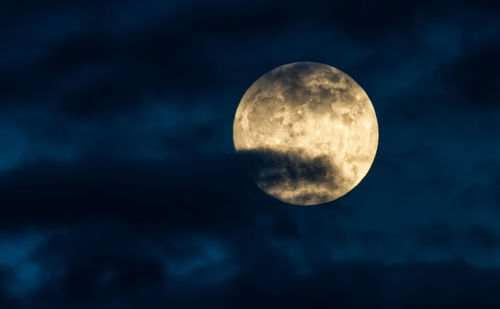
[233,62,378,206]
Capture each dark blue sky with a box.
[1,0,500,307]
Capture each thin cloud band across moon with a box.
[233,62,378,206]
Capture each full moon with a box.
[233,62,378,206]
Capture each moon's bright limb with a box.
[233,62,378,206]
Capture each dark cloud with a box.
[0,155,254,232]
[444,41,500,107]
[5,226,500,309]
[239,148,339,204]
[0,0,500,307]
[2,0,496,117]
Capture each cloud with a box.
[4,224,500,308]
[239,148,340,205]
[0,0,500,307]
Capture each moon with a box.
[233,62,378,206]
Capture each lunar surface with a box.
[233,62,378,206]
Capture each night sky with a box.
[1,0,500,308]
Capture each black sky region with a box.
[1,0,500,308]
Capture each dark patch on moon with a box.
[245,62,358,115]
[292,192,335,206]
[237,148,340,205]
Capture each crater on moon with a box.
[233,62,378,206]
